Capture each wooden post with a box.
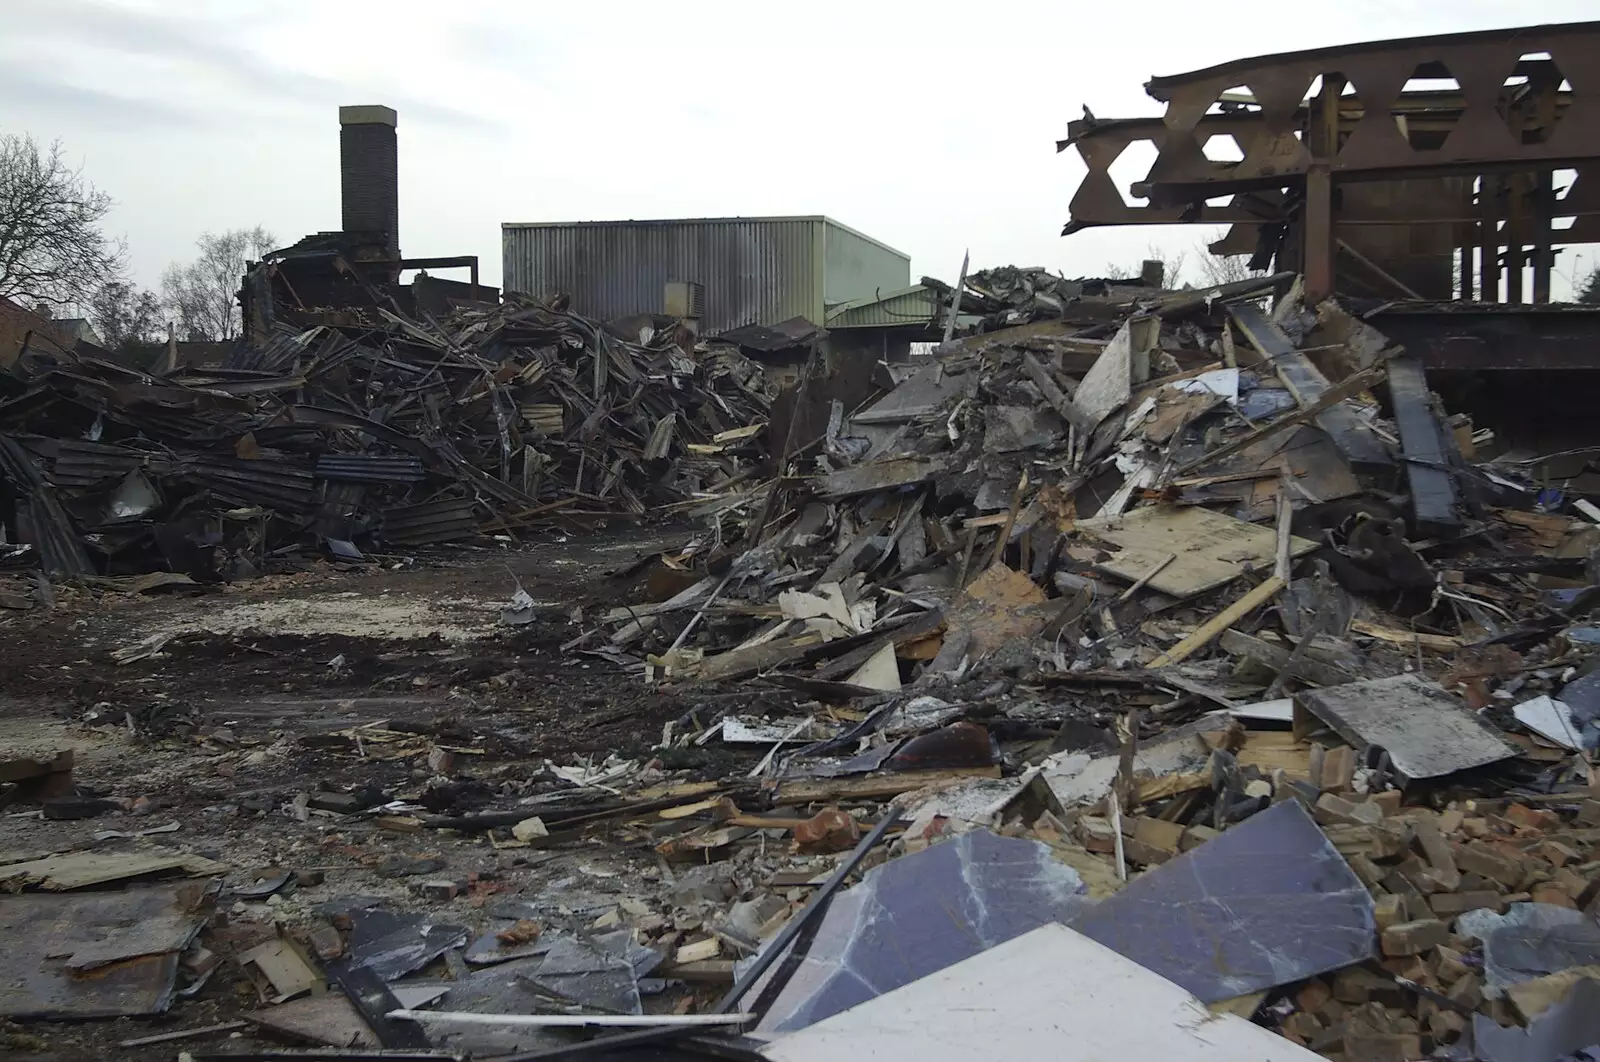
[1480,176,1501,302]
[1533,169,1554,305]
[157,322,178,375]
[1507,174,1526,304]
[941,251,968,345]
[1303,76,1343,302]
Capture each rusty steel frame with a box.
[1061,21,1600,303]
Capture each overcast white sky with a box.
[5,1,1598,299]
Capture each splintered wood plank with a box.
[1236,732,1314,781]
[815,457,948,499]
[1229,302,1391,469]
[774,767,1002,804]
[1348,619,1463,652]
[1081,505,1317,599]
[0,851,229,891]
[1147,576,1286,667]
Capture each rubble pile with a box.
[524,269,1599,1058]
[592,271,1462,684]
[7,271,1600,1062]
[0,296,771,581]
[924,262,1165,334]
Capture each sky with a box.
[4,0,1598,300]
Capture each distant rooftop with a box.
[500,215,910,262]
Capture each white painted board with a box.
[761,923,1322,1062]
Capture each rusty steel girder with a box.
[1061,20,1600,236]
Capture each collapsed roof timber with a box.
[0,303,772,579]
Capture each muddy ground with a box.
[0,525,794,1061]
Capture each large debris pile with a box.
[7,270,1600,1062]
[510,268,1600,1059]
[0,297,770,581]
[593,270,1563,683]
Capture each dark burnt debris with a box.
[0,296,772,582]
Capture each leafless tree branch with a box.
[87,278,164,357]
[161,227,275,340]
[0,133,124,311]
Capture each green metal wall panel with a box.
[822,220,912,308]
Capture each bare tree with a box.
[0,133,124,311]
[1191,248,1255,288]
[1104,243,1190,287]
[87,278,164,358]
[1578,267,1600,305]
[1154,244,1188,288]
[161,227,275,340]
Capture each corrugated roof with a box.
[381,496,479,545]
[826,285,941,329]
[717,316,827,351]
[315,454,427,484]
[0,434,93,578]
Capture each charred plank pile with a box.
[0,296,771,580]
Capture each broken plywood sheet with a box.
[1251,428,1361,514]
[760,923,1323,1062]
[240,937,322,1004]
[1081,504,1318,598]
[944,564,1049,657]
[247,994,376,1048]
[1075,316,1157,429]
[845,642,901,692]
[1513,696,1582,750]
[778,582,873,635]
[0,850,229,891]
[1295,674,1517,782]
[0,880,216,1018]
[815,456,948,499]
[246,982,449,1048]
[66,903,209,971]
[1190,426,1360,520]
[1136,386,1224,445]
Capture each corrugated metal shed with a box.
[826,285,940,330]
[501,217,909,336]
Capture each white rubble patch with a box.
[160,591,511,642]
